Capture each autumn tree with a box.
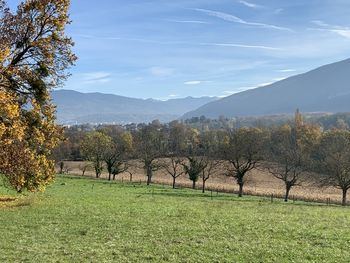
[268,125,307,202]
[223,128,267,197]
[81,132,111,178]
[0,0,76,192]
[179,127,207,189]
[315,130,350,206]
[102,130,133,181]
[267,110,321,201]
[134,124,166,185]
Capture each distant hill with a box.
[51,90,217,124]
[183,58,350,119]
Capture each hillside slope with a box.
[183,58,350,119]
[52,90,217,124]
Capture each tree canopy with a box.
[0,0,75,192]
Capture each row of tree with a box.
[73,112,350,206]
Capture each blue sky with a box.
[9,0,350,99]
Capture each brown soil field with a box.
[57,160,347,205]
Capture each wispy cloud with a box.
[80,72,112,84]
[156,94,179,101]
[166,19,210,24]
[310,20,350,39]
[184,80,202,85]
[200,42,282,50]
[76,34,281,51]
[192,8,293,32]
[150,67,175,77]
[238,0,263,9]
[277,69,297,73]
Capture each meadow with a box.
[0,175,349,263]
[62,160,346,205]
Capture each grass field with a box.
[1,176,350,263]
[61,160,347,205]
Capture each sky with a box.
[8,0,350,99]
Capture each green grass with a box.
[0,176,349,263]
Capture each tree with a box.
[111,161,129,181]
[81,132,111,178]
[268,125,307,201]
[163,157,185,189]
[223,128,267,197]
[315,130,350,206]
[134,124,165,185]
[79,162,91,176]
[200,158,221,193]
[103,131,133,181]
[182,156,207,189]
[0,0,76,192]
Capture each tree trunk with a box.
[192,180,196,189]
[202,179,206,193]
[172,177,176,189]
[342,188,348,206]
[113,174,116,180]
[146,166,152,186]
[95,166,99,178]
[108,172,112,181]
[238,183,243,197]
[284,185,291,202]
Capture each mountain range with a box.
[183,58,350,119]
[52,90,217,124]
[53,58,350,124]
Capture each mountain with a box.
[51,90,217,124]
[183,58,350,119]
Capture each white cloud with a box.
[167,20,209,24]
[311,20,331,27]
[184,80,202,85]
[238,0,262,9]
[156,94,179,101]
[192,8,293,32]
[201,42,282,50]
[257,81,274,87]
[310,20,350,39]
[80,72,112,84]
[331,29,350,39]
[76,34,281,51]
[273,77,288,82]
[277,69,296,73]
[150,67,175,77]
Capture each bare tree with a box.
[315,130,350,206]
[134,124,166,185]
[163,157,185,189]
[79,162,91,176]
[223,128,267,197]
[267,125,309,202]
[200,158,221,193]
